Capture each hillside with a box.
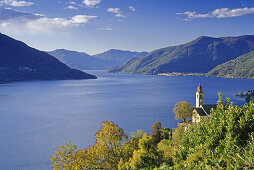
[49,49,148,70]
[0,33,96,83]
[93,49,148,67]
[206,50,254,79]
[108,35,254,74]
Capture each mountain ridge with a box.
[206,50,254,79]
[48,49,148,70]
[0,33,96,83]
[108,35,254,75]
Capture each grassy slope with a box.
[206,51,254,79]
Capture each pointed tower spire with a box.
[197,83,203,93]
[196,83,204,108]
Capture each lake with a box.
[0,70,252,169]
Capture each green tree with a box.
[173,101,192,122]
[160,127,171,140]
[51,121,128,169]
[150,121,162,143]
[157,139,174,166]
[130,130,145,139]
[128,134,163,169]
[176,93,254,169]
[52,94,254,169]
[93,121,128,168]
[51,141,78,170]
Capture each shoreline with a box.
[158,72,254,80]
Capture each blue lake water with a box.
[0,70,252,169]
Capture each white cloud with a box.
[71,15,97,24]
[0,0,34,7]
[98,27,112,31]
[0,7,39,20]
[69,1,76,5]
[65,5,78,10]
[26,15,97,32]
[105,27,112,31]
[83,0,101,7]
[176,11,210,20]
[177,7,254,20]
[1,22,9,27]
[0,8,97,34]
[129,6,135,12]
[34,13,45,17]
[107,8,125,18]
[211,7,254,18]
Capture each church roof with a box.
[194,108,207,116]
[197,83,203,93]
[194,104,217,116]
[202,104,217,114]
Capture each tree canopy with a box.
[52,94,254,169]
[173,101,192,122]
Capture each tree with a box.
[128,134,163,169]
[130,130,145,139]
[51,121,128,169]
[157,139,174,166]
[173,101,192,122]
[52,95,254,169]
[94,121,128,168]
[150,121,162,135]
[150,121,162,143]
[150,121,171,143]
[160,127,171,140]
[51,141,78,169]
[176,94,254,169]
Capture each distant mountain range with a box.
[2,32,254,83]
[108,35,254,75]
[48,49,112,70]
[48,49,148,70]
[206,50,254,79]
[0,33,96,83]
[93,49,148,66]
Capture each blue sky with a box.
[0,0,254,55]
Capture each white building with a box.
[192,84,216,123]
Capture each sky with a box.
[0,0,254,55]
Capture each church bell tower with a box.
[196,83,203,108]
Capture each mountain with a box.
[48,49,148,70]
[108,35,254,74]
[48,49,113,70]
[0,33,96,83]
[206,50,254,79]
[93,49,149,66]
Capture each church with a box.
[192,84,217,123]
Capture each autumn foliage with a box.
[51,94,254,169]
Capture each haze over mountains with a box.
[2,31,254,84]
[108,35,254,75]
[93,49,148,66]
[48,49,111,70]
[48,49,148,70]
[0,33,96,83]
